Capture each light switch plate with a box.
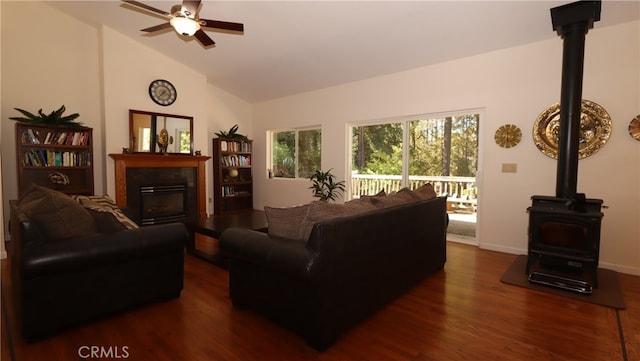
[502,163,517,173]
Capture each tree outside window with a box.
[408,115,478,178]
[177,129,191,153]
[351,113,478,196]
[271,128,321,179]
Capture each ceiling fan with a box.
[122,0,244,47]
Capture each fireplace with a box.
[527,195,603,290]
[140,184,187,225]
[526,1,604,293]
[109,153,211,224]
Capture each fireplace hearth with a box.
[526,1,604,293]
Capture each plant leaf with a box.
[9,105,82,127]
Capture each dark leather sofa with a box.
[219,196,447,351]
[8,199,187,341]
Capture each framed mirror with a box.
[129,109,193,154]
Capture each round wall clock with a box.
[494,124,522,148]
[149,79,177,106]
[629,115,640,141]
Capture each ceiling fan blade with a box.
[181,0,201,17]
[122,0,171,17]
[194,29,215,47]
[141,22,173,33]
[200,19,244,32]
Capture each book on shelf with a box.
[57,132,67,144]
[22,150,91,167]
[33,130,91,146]
[21,129,41,144]
[221,155,251,166]
[220,140,251,153]
[20,126,91,146]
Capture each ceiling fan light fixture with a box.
[124,1,243,47]
[170,16,200,36]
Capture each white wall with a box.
[1,1,253,240]
[101,27,252,214]
[253,20,640,275]
[1,1,102,245]
[101,26,209,199]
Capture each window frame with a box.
[267,126,322,180]
[348,109,482,199]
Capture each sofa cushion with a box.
[264,204,310,239]
[18,186,98,241]
[298,199,377,241]
[71,195,139,231]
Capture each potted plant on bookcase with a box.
[9,105,84,128]
[309,169,346,202]
[214,124,247,140]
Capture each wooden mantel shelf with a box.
[109,153,211,220]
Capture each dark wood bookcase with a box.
[212,137,253,215]
[16,122,94,196]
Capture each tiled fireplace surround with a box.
[109,154,211,224]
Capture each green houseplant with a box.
[309,169,346,202]
[214,124,247,140]
[9,105,83,128]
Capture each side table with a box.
[186,210,268,267]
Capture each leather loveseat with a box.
[219,188,447,351]
[8,186,187,341]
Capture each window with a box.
[408,115,478,179]
[138,127,151,152]
[270,127,321,179]
[176,129,191,153]
[350,112,479,198]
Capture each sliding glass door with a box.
[350,111,479,239]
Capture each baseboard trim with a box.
[478,243,640,277]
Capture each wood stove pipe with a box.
[550,1,601,200]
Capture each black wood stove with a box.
[527,195,603,292]
[526,1,604,294]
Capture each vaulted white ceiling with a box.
[48,1,639,103]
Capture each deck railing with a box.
[350,174,477,212]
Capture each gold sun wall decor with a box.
[532,99,612,159]
[629,115,640,141]
[494,124,522,148]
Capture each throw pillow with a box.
[71,195,139,230]
[298,199,376,241]
[370,187,420,208]
[351,190,385,204]
[18,185,98,241]
[414,183,437,200]
[85,209,128,234]
[264,204,310,240]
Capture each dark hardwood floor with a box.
[2,242,638,361]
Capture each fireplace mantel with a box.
[109,154,211,220]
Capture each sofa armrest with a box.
[21,223,187,280]
[9,200,47,249]
[219,228,318,281]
